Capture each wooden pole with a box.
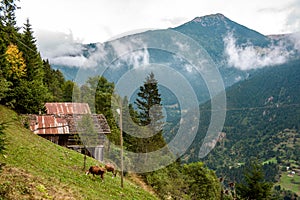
[120,105,124,188]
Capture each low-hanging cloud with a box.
[38,28,151,69]
[223,32,291,70]
[36,29,110,68]
[36,30,83,58]
[289,32,300,52]
[110,37,150,69]
[285,0,300,33]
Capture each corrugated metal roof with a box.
[45,103,91,115]
[28,103,111,135]
[30,115,69,134]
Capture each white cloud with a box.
[110,38,150,69]
[36,29,104,68]
[51,55,88,68]
[36,29,83,59]
[16,0,298,44]
[224,32,291,70]
[285,0,300,32]
[290,32,300,52]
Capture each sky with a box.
[16,0,300,45]
[14,0,300,70]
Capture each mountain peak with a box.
[191,13,227,25]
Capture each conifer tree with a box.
[236,160,273,200]
[0,0,18,28]
[0,19,8,68]
[42,59,65,101]
[0,0,19,73]
[136,72,164,130]
[62,80,81,102]
[0,0,20,43]
[20,18,44,82]
[133,72,166,153]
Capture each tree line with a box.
[0,0,77,113]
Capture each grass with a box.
[262,157,277,165]
[279,172,300,196]
[0,105,158,200]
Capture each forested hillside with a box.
[184,59,300,198]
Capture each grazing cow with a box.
[229,182,235,188]
[86,166,105,180]
[105,163,117,177]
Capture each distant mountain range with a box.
[51,13,299,104]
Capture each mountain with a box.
[51,13,291,103]
[173,13,271,63]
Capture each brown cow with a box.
[105,163,117,177]
[86,166,105,180]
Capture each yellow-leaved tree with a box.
[5,44,26,80]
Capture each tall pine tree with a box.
[0,0,19,74]
[236,160,273,200]
[0,0,19,43]
[133,72,166,153]
[20,18,44,82]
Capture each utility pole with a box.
[117,107,124,188]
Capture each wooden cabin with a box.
[28,102,110,161]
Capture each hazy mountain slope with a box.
[184,59,300,169]
[173,13,271,63]
[52,13,277,92]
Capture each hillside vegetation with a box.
[0,105,158,200]
[183,59,300,198]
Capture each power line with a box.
[202,103,300,112]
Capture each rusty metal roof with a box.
[27,102,111,135]
[30,115,69,134]
[45,103,91,115]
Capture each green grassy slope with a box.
[0,105,158,200]
[279,172,300,196]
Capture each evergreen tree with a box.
[0,76,11,102]
[0,0,18,29]
[0,18,8,68]
[236,160,273,200]
[13,79,49,113]
[20,18,44,82]
[62,80,80,102]
[42,59,65,101]
[132,72,166,153]
[135,72,164,131]
[0,0,20,43]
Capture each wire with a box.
[202,103,300,112]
